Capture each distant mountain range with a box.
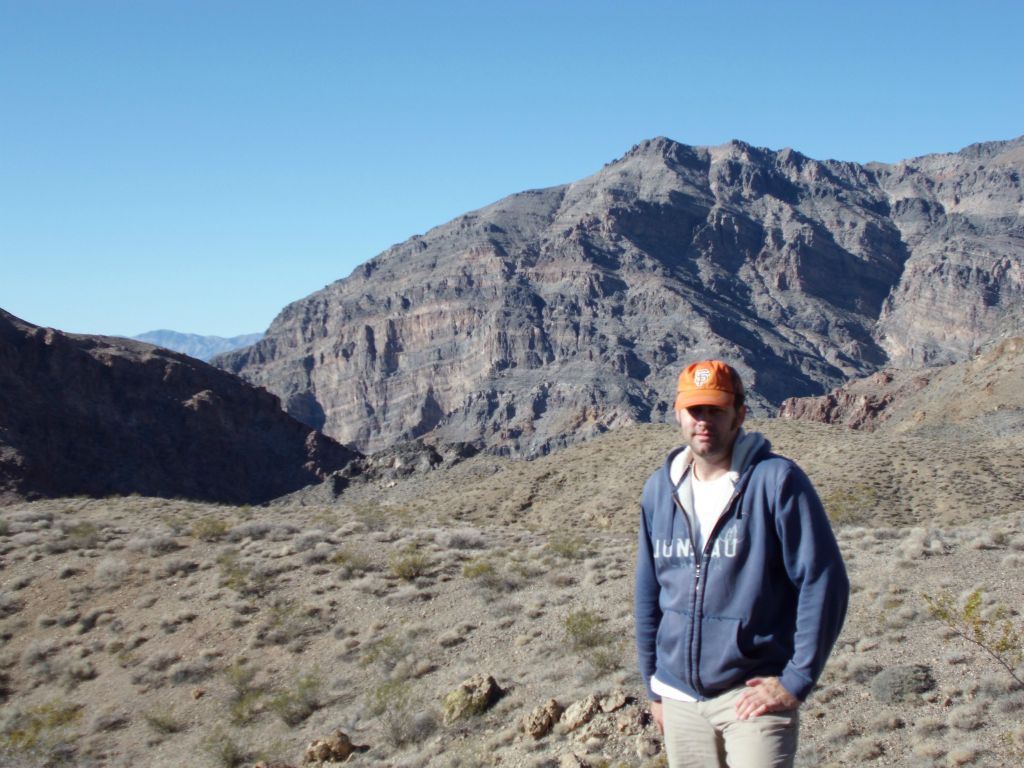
[132,330,262,361]
[216,135,1024,456]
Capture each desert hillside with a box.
[1,416,1022,767]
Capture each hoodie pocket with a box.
[656,608,693,679]
[697,616,758,691]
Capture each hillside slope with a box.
[0,310,359,504]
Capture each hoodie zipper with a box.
[690,486,742,694]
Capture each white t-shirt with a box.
[652,462,737,702]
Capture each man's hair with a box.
[727,365,746,411]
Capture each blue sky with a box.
[2,1,1022,337]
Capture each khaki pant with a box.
[662,687,799,768]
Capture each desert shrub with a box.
[330,546,373,576]
[268,672,323,727]
[924,589,1024,687]
[437,529,486,550]
[462,558,521,592]
[389,545,430,581]
[462,558,495,580]
[564,609,622,677]
[201,726,250,768]
[142,707,186,735]
[353,503,391,532]
[224,661,263,726]
[217,550,275,597]
[564,609,611,651]
[126,533,180,556]
[94,557,130,586]
[359,634,414,676]
[545,533,588,560]
[49,522,100,553]
[253,599,322,648]
[0,593,23,619]
[1,700,81,750]
[367,679,438,748]
[191,519,229,542]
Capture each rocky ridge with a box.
[0,309,359,504]
[778,334,1024,436]
[216,136,1024,456]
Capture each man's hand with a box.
[650,700,664,734]
[734,677,799,720]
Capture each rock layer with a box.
[216,136,1024,456]
[0,310,359,504]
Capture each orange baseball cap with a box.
[674,360,743,410]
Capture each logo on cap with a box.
[694,367,711,387]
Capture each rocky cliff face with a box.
[874,139,1024,365]
[216,136,1024,456]
[0,310,360,504]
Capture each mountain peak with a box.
[216,136,1024,456]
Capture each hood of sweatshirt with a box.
[667,429,769,487]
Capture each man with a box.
[634,360,849,767]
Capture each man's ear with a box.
[737,404,747,428]
[674,409,684,428]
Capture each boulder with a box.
[303,730,355,764]
[441,674,503,724]
[522,698,564,739]
[560,694,601,732]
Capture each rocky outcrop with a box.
[779,335,1024,434]
[777,369,935,430]
[217,136,1024,456]
[0,309,360,504]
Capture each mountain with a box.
[0,310,359,504]
[215,136,1024,456]
[132,330,263,361]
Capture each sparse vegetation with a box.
[925,589,1024,687]
[1,700,81,750]
[143,707,187,735]
[2,416,1024,767]
[224,660,263,726]
[330,545,373,576]
[191,518,229,542]
[388,544,430,580]
[823,484,877,525]
[564,609,611,651]
[564,608,622,676]
[201,726,251,768]
[546,533,588,560]
[217,549,274,597]
[367,678,438,747]
[268,672,324,727]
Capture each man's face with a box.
[676,402,745,465]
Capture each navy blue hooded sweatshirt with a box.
[634,431,849,702]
